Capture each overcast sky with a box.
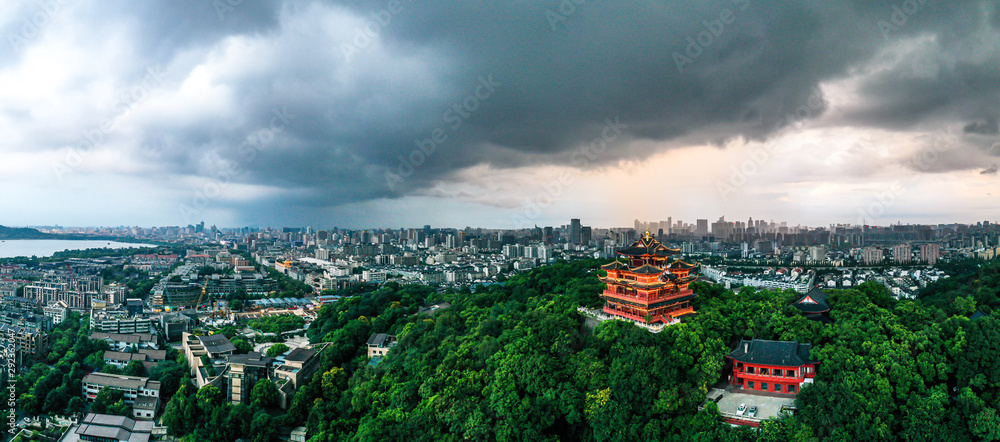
[2,0,998,229]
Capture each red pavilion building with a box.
[598,230,698,324]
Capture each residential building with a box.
[921,243,941,265]
[104,349,168,372]
[0,323,48,356]
[366,333,397,358]
[90,332,159,351]
[892,243,912,264]
[42,300,69,325]
[91,309,155,334]
[81,372,161,420]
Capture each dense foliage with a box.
[150,258,1000,441]
[248,315,306,334]
[919,259,1000,314]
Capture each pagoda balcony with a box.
[733,370,814,382]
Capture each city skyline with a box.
[2,1,999,228]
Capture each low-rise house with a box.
[366,333,397,358]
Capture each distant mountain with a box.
[0,225,56,239]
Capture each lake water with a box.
[0,240,156,258]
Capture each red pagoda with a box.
[598,230,698,324]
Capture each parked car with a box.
[736,403,747,416]
[747,406,758,418]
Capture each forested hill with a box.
[0,225,54,239]
[160,259,1000,441]
[918,259,1000,314]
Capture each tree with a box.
[150,360,187,399]
[250,379,279,410]
[232,339,253,355]
[266,343,290,357]
[67,397,87,416]
[201,354,217,377]
[124,360,147,377]
[250,411,275,442]
[91,388,126,415]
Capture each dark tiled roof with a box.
[283,347,316,363]
[971,310,988,321]
[792,288,830,314]
[367,333,389,346]
[198,334,236,354]
[667,260,697,270]
[601,261,629,271]
[616,233,681,258]
[727,339,817,367]
[77,413,152,442]
[629,264,664,275]
[227,352,272,367]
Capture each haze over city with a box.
[2,0,999,228]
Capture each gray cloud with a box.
[4,0,1000,225]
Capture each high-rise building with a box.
[696,219,709,235]
[570,219,582,245]
[581,226,592,245]
[809,246,827,262]
[921,243,940,265]
[893,243,911,264]
[862,247,883,265]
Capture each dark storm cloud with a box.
[965,119,999,135]
[11,0,999,219]
[225,0,995,205]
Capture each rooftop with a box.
[198,334,237,354]
[82,372,161,392]
[727,339,817,367]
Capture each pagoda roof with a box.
[728,339,817,367]
[667,260,698,270]
[629,264,665,275]
[792,287,830,314]
[617,231,681,257]
[601,261,629,271]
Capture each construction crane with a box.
[65,263,81,308]
[194,279,208,312]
